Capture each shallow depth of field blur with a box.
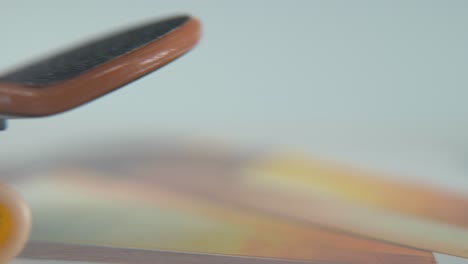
[1,1,468,264]
[0,1,467,193]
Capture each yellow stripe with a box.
[246,154,468,257]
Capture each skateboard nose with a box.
[0,15,194,87]
[0,15,201,126]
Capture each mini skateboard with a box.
[0,14,201,262]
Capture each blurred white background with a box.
[1,0,468,194]
[3,2,468,263]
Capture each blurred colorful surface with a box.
[5,140,467,262]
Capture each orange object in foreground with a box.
[0,183,31,263]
